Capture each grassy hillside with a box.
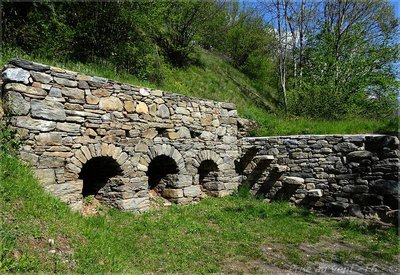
[0,49,397,136]
[0,152,398,273]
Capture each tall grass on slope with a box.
[241,106,399,136]
[1,48,398,136]
[0,48,153,89]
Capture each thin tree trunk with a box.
[277,0,288,115]
[0,0,3,60]
[287,3,297,89]
[283,0,288,114]
[299,0,305,87]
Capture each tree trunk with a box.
[276,0,288,115]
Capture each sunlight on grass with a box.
[1,153,398,273]
[240,105,398,136]
[1,47,397,136]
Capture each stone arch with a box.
[193,150,224,195]
[144,144,185,172]
[193,150,224,170]
[80,156,123,197]
[65,144,129,200]
[143,144,186,199]
[147,155,179,192]
[198,160,219,185]
[66,143,130,179]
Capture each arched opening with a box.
[235,146,259,174]
[147,155,179,193]
[198,160,219,192]
[79,156,122,197]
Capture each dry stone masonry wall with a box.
[1,59,240,211]
[1,59,399,223]
[241,135,399,223]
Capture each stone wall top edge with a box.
[243,134,393,140]
[3,58,237,110]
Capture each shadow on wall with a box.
[147,155,179,195]
[198,159,219,194]
[240,135,400,224]
[79,156,122,197]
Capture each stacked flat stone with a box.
[242,135,399,222]
[2,59,398,223]
[1,59,241,212]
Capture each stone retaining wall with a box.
[241,135,399,221]
[1,59,240,211]
[2,59,399,222]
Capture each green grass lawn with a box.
[1,153,398,273]
[1,48,397,136]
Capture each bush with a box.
[112,41,165,84]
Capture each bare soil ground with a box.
[224,238,399,274]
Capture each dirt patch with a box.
[223,243,299,274]
[223,236,397,274]
[82,197,101,216]
[224,258,298,274]
[149,189,172,210]
[15,234,77,272]
[224,255,398,274]
[299,235,364,258]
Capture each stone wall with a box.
[1,58,399,222]
[1,59,240,211]
[240,135,399,222]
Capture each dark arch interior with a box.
[147,155,179,191]
[198,160,219,188]
[79,156,122,197]
[235,146,259,174]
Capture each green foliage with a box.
[289,30,399,119]
[1,0,280,104]
[2,1,162,81]
[2,0,398,121]
[154,1,207,66]
[83,195,95,204]
[287,2,399,119]
[234,182,254,199]
[223,7,274,68]
[0,124,21,154]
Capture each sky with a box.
[247,0,400,28]
[392,0,400,18]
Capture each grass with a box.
[0,48,154,89]
[242,106,399,136]
[1,48,398,136]
[1,153,398,273]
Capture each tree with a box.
[291,0,399,119]
[286,0,319,88]
[258,0,320,113]
[223,4,273,68]
[259,0,399,118]
[154,0,220,66]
